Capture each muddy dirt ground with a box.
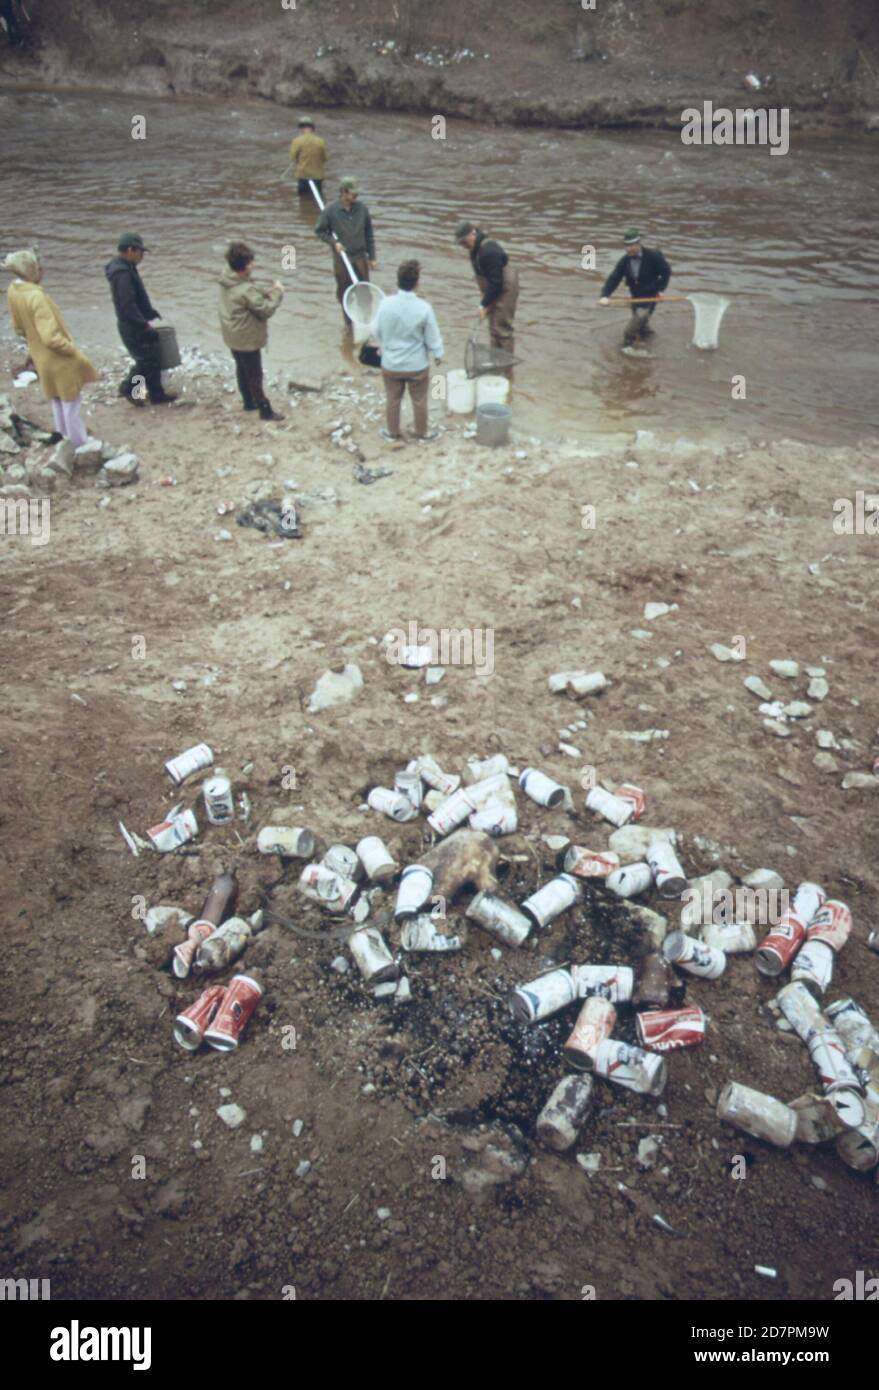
[1,341,877,1302]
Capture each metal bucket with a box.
[476,402,511,447]
[156,325,181,370]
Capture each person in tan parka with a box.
[3,247,97,446]
[218,241,284,421]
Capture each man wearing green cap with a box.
[105,233,176,405]
[289,116,328,199]
[315,178,377,326]
[455,221,519,356]
[599,229,672,348]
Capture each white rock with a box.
[815,730,839,749]
[576,1153,602,1173]
[292,1119,304,1137]
[630,629,653,641]
[637,1136,660,1168]
[214,528,232,541]
[308,663,363,713]
[814,752,839,773]
[763,718,793,738]
[783,702,813,719]
[807,677,829,701]
[558,742,581,758]
[609,825,676,862]
[99,451,140,487]
[425,667,445,685]
[217,1103,246,1129]
[769,659,799,679]
[296,1160,312,1178]
[710,643,743,662]
[490,948,503,961]
[644,602,676,621]
[376,1207,391,1221]
[47,439,76,475]
[250,1134,264,1153]
[73,439,105,472]
[841,772,879,790]
[394,976,412,1003]
[742,869,784,891]
[144,904,193,935]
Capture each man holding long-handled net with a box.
[314,175,377,330]
[599,228,672,348]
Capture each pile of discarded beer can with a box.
[134,742,879,1178]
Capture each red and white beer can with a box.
[808,1030,864,1096]
[646,840,687,898]
[806,899,852,953]
[571,963,634,1003]
[755,911,806,976]
[509,968,576,1024]
[204,974,262,1051]
[564,997,617,1070]
[586,786,633,828]
[174,984,226,1050]
[591,1039,668,1096]
[614,784,646,821]
[427,787,474,836]
[147,807,199,853]
[563,846,621,879]
[521,873,582,928]
[637,1005,706,1052]
[166,742,213,784]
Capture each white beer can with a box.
[775,980,825,1043]
[509,968,576,1024]
[791,939,835,995]
[368,786,418,822]
[356,836,397,882]
[347,926,398,983]
[400,917,461,952]
[586,786,633,828]
[427,787,475,836]
[519,767,566,808]
[646,839,687,897]
[394,864,434,918]
[835,1098,879,1172]
[323,844,364,882]
[394,770,423,809]
[701,921,757,954]
[717,1081,798,1148]
[469,800,518,836]
[570,963,634,1003]
[522,873,582,928]
[165,742,213,784]
[825,998,879,1056]
[463,754,511,784]
[257,825,315,858]
[792,881,826,924]
[606,862,653,898]
[547,670,606,697]
[466,892,532,947]
[202,770,235,825]
[790,1091,865,1144]
[591,1039,668,1096]
[807,1030,864,1096]
[147,807,199,852]
[412,756,460,797]
[663,930,726,979]
[298,863,359,913]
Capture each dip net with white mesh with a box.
[687,293,731,350]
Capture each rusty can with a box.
[204,974,262,1051]
[368,786,418,822]
[466,891,532,947]
[165,742,213,784]
[509,968,577,1025]
[614,784,646,821]
[755,911,807,976]
[646,839,687,898]
[637,1005,705,1052]
[347,925,398,983]
[519,766,566,808]
[173,984,226,1051]
[791,939,835,996]
[806,899,852,952]
[586,785,634,828]
[522,873,582,928]
[633,953,672,1010]
[717,1081,797,1148]
[536,1074,595,1152]
[591,1039,667,1095]
[563,997,617,1071]
[606,861,653,898]
[356,836,397,882]
[570,963,634,1003]
[563,846,621,879]
[663,930,726,979]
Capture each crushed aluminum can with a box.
[563,846,621,879]
[399,916,461,951]
[322,845,363,883]
[173,919,217,979]
[298,863,359,914]
[791,938,835,995]
[586,785,634,828]
[521,872,582,929]
[519,766,566,808]
[591,1039,667,1096]
[195,916,252,973]
[547,670,606,697]
[614,784,646,820]
[743,72,762,91]
[792,881,826,924]
[633,953,672,1010]
[825,998,879,1057]
[347,925,398,983]
[806,899,852,953]
[203,973,262,1051]
[368,786,418,822]
[394,769,423,809]
[835,1098,879,1172]
[775,979,825,1043]
[646,839,687,898]
[564,997,617,1071]
[536,1074,595,1151]
[463,772,513,810]
[790,1090,866,1144]
[202,771,235,825]
[637,1005,705,1052]
[869,930,879,955]
[257,825,315,857]
[394,864,434,918]
[716,1081,798,1148]
[469,799,518,836]
[174,984,226,1051]
[462,754,510,784]
[411,755,460,797]
[427,787,475,836]
[755,911,807,976]
[606,861,653,898]
[509,967,577,1024]
[147,806,199,853]
[355,835,397,882]
[238,791,252,824]
[570,963,634,1003]
[701,920,757,954]
[663,930,726,979]
[165,742,213,784]
[808,1030,864,1096]
[398,644,433,668]
[466,891,531,946]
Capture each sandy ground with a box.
[1,340,878,1302]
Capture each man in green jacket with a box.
[314,175,377,327]
[218,241,284,420]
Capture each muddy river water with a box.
[3,88,878,444]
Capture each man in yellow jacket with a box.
[289,116,328,200]
[3,247,97,447]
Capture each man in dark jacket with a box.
[600,228,672,347]
[455,221,519,356]
[105,233,176,405]
[314,176,377,327]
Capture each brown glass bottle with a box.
[633,952,671,1011]
[195,869,239,928]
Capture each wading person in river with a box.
[289,116,328,201]
[314,176,377,329]
[3,247,97,447]
[218,241,285,421]
[105,233,177,405]
[373,259,444,443]
[455,220,519,358]
[599,228,672,348]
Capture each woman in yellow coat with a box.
[3,247,97,446]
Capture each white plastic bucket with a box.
[476,374,510,406]
[447,369,476,413]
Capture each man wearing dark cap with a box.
[315,177,377,327]
[599,228,672,348]
[289,116,328,199]
[105,234,176,405]
[455,221,519,357]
